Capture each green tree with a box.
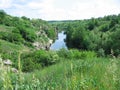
[110,28,120,55]
[0,10,6,24]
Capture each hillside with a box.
[0,10,56,59]
[0,10,120,90]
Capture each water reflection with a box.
[50,31,67,50]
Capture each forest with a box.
[51,14,120,56]
[0,10,120,90]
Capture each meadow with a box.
[0,50,120,90]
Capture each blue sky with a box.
[0,0,120,20]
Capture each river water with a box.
[50,31,67,50]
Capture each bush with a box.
[69,49,97,59]
[20,28,37,42]
[45,29,56,40]
[21,50,59,72]
[97,48,105,57]
[69,49,83,59]
[0,32,24,44]
[57,48,70,58]
[57,49,97,59]
[48,51,59,63]
[22,57,41,72]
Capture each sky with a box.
[0,0,120,20]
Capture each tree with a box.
[45,29,56,40]
[87,18,96,30]
[19,28,37,42]
[0,10,6,24]
[66,25,89,50]
[110,28,120,56]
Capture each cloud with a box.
[0,0,13,8]
[36,0,120,20]
[66,0,119,19]
[0,0,120,20]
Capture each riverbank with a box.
[50,31,67,50]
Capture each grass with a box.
[0,39,31,58]
[0,55,119,90]
[0,39,31,52]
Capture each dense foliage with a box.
[0,10,56,47]
[20,49,95,72]
[52,15,120,56]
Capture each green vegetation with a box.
[0,10,120,90]
[0,10,56,49]
[0,10,56,65]
[0,49,120,90]
[51,15,120,56]
[21,57,120,90]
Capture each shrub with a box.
[21,50,59,72]
[19,27,37,42]
[48,51,59,64]
[22,57,41,72]
[57,48,70,58]
[0,32,24,44]
[45,29,56,40]
[57,49,97,59]
[97,48,105,57]
[69,49,96,59]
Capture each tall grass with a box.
[0,55,13,90]
[18,57,120,90]
[0,52,120,90]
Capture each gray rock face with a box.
[33,39,53,50]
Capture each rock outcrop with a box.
[0,57,18,73]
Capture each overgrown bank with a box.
[51,14,120,56]
[0,10,56,50]
[0,10,57,65]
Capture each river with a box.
[50,31,67,50]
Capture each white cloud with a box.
[1,0,120,20]
[38,0,120,20]
[0,0,13,8]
